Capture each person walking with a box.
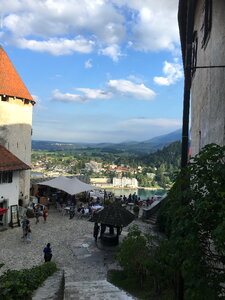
[93,223,100,243]
[43,206,48,222]
[20,215,28,239]
[43,243,52,262]
[34,204,41,224]
[24,219,31,243]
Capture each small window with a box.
[0,171,13,184]
[191,31,198,77]
[1,95,9,102]
[201,0,212,48]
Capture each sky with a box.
[0,0,184,143]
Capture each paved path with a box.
[0,208,150,281]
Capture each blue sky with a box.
[0,0,183,143]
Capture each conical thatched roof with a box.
[89,202,135,227]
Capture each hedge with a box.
[0,262,57,300]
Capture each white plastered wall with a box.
[0,172,19,225]
[0,97,33,205]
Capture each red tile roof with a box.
[0,46,34,102]
[0,144,31,171]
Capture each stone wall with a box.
[191,0,225,156]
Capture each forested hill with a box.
[138,141,181,168]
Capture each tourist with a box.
[128,194,132,202]
[43,243,52,262]
[34,204,41,224]
[93,223,100,242]
[132,192,137,203]
[20,215,28,239]
[43,206,48,222]
[24,219,31,243]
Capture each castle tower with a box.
[0,45,35,205]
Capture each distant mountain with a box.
[100,129,182,153]
[32,129,182,153]
[144,129,182,144]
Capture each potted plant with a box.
[133,205,140,218]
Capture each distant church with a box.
[0,45,35,216]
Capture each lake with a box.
[105,188,166,200]
[31,172,44,177]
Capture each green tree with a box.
[158,143,225,299]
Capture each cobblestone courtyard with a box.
[0,208,149,281]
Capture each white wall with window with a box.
[0,171,20,225]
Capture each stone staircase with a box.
[145,212,158,226]
[64,279,136,300]
[32,269,136,300]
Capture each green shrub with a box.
[133,205,139,213]
[157,143,225,299]
[0,262,57,300]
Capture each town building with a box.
[113,177,138,188]
[0,145,30,227]
[89,177,112,187]
[85,161,103,173]
[178,0,225,157]
[0,45,35,206]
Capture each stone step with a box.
[64,279,136,300]
[144,214,158,225]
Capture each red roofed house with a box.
[0,145,30,226]
[0,45,35,220]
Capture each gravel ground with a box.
[0,207,150,280]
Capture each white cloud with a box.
[99,44,123,62]
[127,75,145,84]
[50,78,156,103]
[50,89,87,103]
[76,88,112,100]
[112,0,180,52]
[84,59,93,69]
[154,59,183,86]
[0,0,180,58]
[13,36,94,55]
[107,79,156,100]
[121,118,182,128]
[32,95,48,112]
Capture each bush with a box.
[0,262,57,300]
[157,143,225,299]
[133,205,140,213]
[115,225,155,287]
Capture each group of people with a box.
[93,222,122,243]
[21,215,52,262]
[33,204,49,224]
[93,222,107,242]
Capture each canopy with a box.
[0,208,8,214]
[89,202,135,227]
[37,176,99,195]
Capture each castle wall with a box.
[0,96,33,205]
[191,0,225,156]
